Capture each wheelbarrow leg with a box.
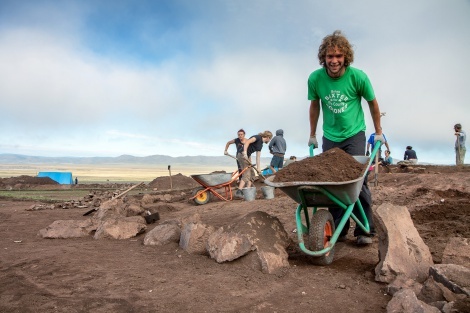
[295,204,309,236]
[349,199,371,235]
[328,203,355,244]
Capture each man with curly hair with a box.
[307,30,384,245]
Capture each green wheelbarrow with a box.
[263,143,381,265]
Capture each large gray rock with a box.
[179,222,215,255]
[180,213,201,228]
[38,219,97,238]
[386,289,441,313]
[143,222,181,246]
[387,274,423,296]
[93,198,126,221]
[442,237,470,267]
[207,211,290,274]
[124,203,145,217]
[94,216,147,239]
[92,197,146,220]
[417,277,446,303]
[375,203,434,283]
[429,264,470,296]
[442,298,470,313]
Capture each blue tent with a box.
[37,172,74,184]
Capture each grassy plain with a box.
[0,189,92,202]
[0,163,234,183]
[0,163,234,201]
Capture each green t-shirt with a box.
[308,66,375,142]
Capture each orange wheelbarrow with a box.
[189,166,253,205]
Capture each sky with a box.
[0,0,469,165]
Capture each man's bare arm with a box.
[309,100,320,137]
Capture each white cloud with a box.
[0,0,469,164]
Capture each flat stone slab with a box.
[429,264,470,296]
[374,203,434,283]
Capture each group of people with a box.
[366,132,392,168]
[223,30,467,247]
[366,124,467,168]
[224,128,291,198]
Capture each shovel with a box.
[369,140,382,187]
[226,153,266,181]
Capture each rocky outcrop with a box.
[206,211,290,274]
[179,222,216,255]
[375,203,434,283]
[38,219,97,238]
[143,222,181,246]
[374,203,470,312]
[386,289,441,313]
[93,216,147,239]
[429,264,470,296]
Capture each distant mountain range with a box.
[0,153,272,167]
[0,153,438,167]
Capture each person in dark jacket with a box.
[268,129,287,173]
[404,146,418,164]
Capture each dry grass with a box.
[0,163,235,183]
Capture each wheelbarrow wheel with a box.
[308,209,335,265]
[192,187,212,205]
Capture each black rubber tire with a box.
[192,187,212,205]
[307,209,336,265]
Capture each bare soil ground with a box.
[0,164,469,313]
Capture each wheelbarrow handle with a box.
[225,153,266,180]
[369,140,382,163]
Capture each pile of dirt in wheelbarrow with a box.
[273,148,367,182]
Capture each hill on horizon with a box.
[0,153,443,166]
[0,153,273,167]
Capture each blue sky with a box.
[0,0,469,165]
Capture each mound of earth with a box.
[148,173,199,190]
[274,148,367,182]
[0,175,58,186]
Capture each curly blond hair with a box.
[259,131,273,139]
[318,30,354,67]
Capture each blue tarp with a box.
[37,172,73,184]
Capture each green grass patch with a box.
[0,186,152,202]
[0,189,93,202]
